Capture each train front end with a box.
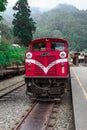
[25,38,69,101]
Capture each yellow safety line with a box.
[72,68,87,100]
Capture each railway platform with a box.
[70,65,87,130]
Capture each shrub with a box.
[0,42,26,67]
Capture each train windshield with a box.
[33,42,46,51]
[51,42,65,51]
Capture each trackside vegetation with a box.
[0,42,26,67]
[0,0,34,68]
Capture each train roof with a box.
[31,38,68,44]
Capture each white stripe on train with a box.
[26,58,68,74]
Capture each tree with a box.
[0,0,7,20]
[12,0,36,47]
[33,4,87,51]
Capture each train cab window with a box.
[51,42,65,51]
[33,42,46,51]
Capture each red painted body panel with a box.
[25,38,69,77]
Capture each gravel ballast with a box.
[0,86,32,130]
[54,92,74,130]
[0,76,74,130]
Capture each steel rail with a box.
[0,80,24,92]
[14,102,54,130]
[0,80,25,98]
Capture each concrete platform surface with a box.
[70,66,87,130]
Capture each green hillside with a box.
[1,4,87,52]
[33,4,87,51]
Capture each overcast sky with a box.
[7,0,87,11]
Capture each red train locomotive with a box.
[25,38,70,101]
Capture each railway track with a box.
[0,74,74,130]
[0,86,73,130]
[12,91,74,130]
[0,80,25,99]
[14,102,56,130]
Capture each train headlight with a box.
[60,52,66,58]
[26,52,32,59]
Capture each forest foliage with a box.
[12,0,36,47]
[33,4,87,51]
[0,23,26,67]
[0,0,35,67]
[0,0,7,20]
[0,42,26,67]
